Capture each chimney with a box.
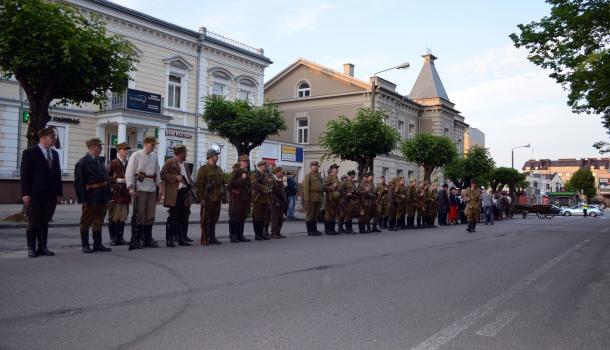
[343,63,354,77]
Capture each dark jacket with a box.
[74,154,111,205]
[285,176,297,197]
[272,176,288,209]
[108,157,131,205]
[20,146,62,199]
[437,189,450,212]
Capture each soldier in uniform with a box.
[107,142,131,246]
[405,179,418,229]
[303,161,323,236]
[416,181,427,228]
[367,173,381,232]
[251,160,271,240]
[74,138,112,253]
[160,144,193,247]
[227,155,252,243]
[270,166,288,239]
[355,172,375,233]
[395,177,408,229]
[463,180,482,232]
[126,136,161,249]
[376,175,389,229]
[262,164,273,240]
[323,164,341,235]
[195,149,226,245]
[427,183,439,228]
[20,127,63,258]
[338,170,357,234]
[386,177,398,231]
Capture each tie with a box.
[46,149,53,169]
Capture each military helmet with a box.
[206,148,219,159]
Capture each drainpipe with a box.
[15,84,24,176]
[194,31,203,175]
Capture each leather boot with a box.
[345,221,356,234]
[326,221,339,235]
[371,221,381,232]
[359,222,368,234]
[144,225,159,248]
[81,230,93,253]
[313,221,323,235]
[229,221,239,243]
[384,216,390,229]
[407,216,415,229]
[37,227,55,256]
[166,223,176,247]
[177,223,191,246]
[263,223,271,240]
[238,222,250,242]
[254,221,264,241]
[466,222,472,232]
[388,217,397,231]
[116,222,128,245]
[128,226,142,250]
[183,223,193,242]
[93,231,112,252]
[307,222,322,236]
[26,229,38,258]
[366,223,372,233]
[471,222,477,232]
[337,223,346,234]
[108,221,118,246]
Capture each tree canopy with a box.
[443,146,495,188]
[203,95,286,158]
[487,167,527,194]
[565,168,596,197]
[509,0,610,154]
[400,133,457,181]
[0,0,136,146]
[319,108,401,178]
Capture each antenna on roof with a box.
[426,47,432,55]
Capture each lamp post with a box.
[512,143,531,169]
[370,62,410,111]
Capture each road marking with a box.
[409,233,598,350]
[476,310,520,337]
[533,279,554,295]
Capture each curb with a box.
[0,218,305,229]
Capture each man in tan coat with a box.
[161,144,193,247]
[323,164,341,235]
[270,166,288,239]
[303,161,323,236]
[463,179,482,232]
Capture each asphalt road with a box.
[0,216,609,350]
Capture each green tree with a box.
[487,167,527,194]
[401,133,457,181]
[203,95,286,159]
[319,108,401,178]
[0,0,136,147]
[565,168,596,197]
[509,0,610,154]
[444,146,495,188]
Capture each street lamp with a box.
[512,144,531,169]
[371,62,410,111]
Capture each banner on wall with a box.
[281,145,303,162]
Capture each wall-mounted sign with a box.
[166,129,193,139]
[51,116,80,124]
[281,145,303,162]
[126,88,161,114]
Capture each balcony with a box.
[101,89,165,115]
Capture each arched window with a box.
[297,81,311,98]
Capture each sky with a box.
[114,0,608,168]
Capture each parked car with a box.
[561,205,605,217]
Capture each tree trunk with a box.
[356,158,366,181]
[25,93,52,148]
[423,165,434,181]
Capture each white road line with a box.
[476,310,520,337]
[533,279,554,295]
[409,233,598,350]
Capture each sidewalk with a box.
[0,203,304,229]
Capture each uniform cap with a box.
[239,155,250,162]
[232,163,241,170]
[257,160,268,167]
[143,136,158,144]
[329,163,339,170]
[310,161,319,166]
[116,142,130,150]
[272,166,283,173]
[173,144,187,154]
[206,148,219,159]
[85,138,104,147]
[38,127,56,138]
[347,170,356,176]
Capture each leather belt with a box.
[142,174,155,179]
[86,181,107,190]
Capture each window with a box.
[297,118,308,144]
[238,89,250,101]
[443,128,449,136]
[408,124,415,139]
[397,121,405,137]
[297,81,311,98]
[397,169,403,177]
[212,83,224,96]
[167,74,182,108]
[546,183,551,190]
[457,139,462,150]
[408,170,414,180]
[384,115,390,125]
[382,167,388,178]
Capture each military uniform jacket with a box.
[405,186,417,206]
[376,183,388,206]
[195,164,225,203]
[339,179,355,201]
[323,174,340,202]
[228,168,250,203]
[463,188,482,210]
[303,171,323,203]
[396,185,408,206]
[161,158,193,208]
[271,176,288,209]
[74,154,111,205]
[356,182,375,207]
[250,170,270,205]
[108,157,130,205]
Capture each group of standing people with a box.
[20,127,485,258]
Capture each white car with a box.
[561,205,604,217]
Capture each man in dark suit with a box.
[20,127,63,258]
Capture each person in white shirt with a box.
[125,136,161,249]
